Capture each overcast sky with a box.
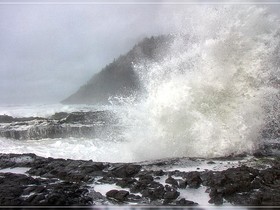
[0,0,279,105]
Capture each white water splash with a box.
[0,6,279,163]
[116,6,280,161]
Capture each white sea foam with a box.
[114,5,280,161]
[0,137,135,162]
[0,167,30,175]
[0,104,110,118]
[0,6,279,163]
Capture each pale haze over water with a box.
[0,0,280,104]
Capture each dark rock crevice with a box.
[0,153,279,206]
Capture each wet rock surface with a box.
[0,111,116,140]
[0,153,279,206]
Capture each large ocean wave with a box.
[115,5,280,160]
[0,5,279,163]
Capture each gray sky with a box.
[0,0,279,105]
[0,2,173,104]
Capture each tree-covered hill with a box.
[62,35,173,104]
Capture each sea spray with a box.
[0,5,279,163]
[116,5,280,160]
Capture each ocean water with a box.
[0,5,279,163]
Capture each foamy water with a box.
[0,104,110,118]
[0,5,279,163]
[115,5,280,161]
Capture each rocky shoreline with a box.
[0,111,279,208]
[0,153,279,207]
[0,111,116,140]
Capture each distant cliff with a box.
[62,35,174,104]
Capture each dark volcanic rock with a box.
[43,182,93,205]
[152,185,166,199]
[0,120,89,140]
[116,178,137,188]
[0,111,114,140]
[0,173,35,205]
[0,115,14,123]
[0,115,44,123]
[178,179,187,189]
[208,192,223,205]
[139,174,154,185]
[126,194,142,202]
[27,159,107,182]
[105,190,118,198]
[201,164,280,206]
[106,190,129,202]
[0,153,279,206]
[110,164,141,178]
[0,153,38,168]
[185,171,202,188]
[130,181,147,193]
[176,198,198,206]
[0,172,92,206]
[141,184,165,200]
[153,169,165,176]
[50,112,69,120]
[163,190,180,200]
[165,176,178,187]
